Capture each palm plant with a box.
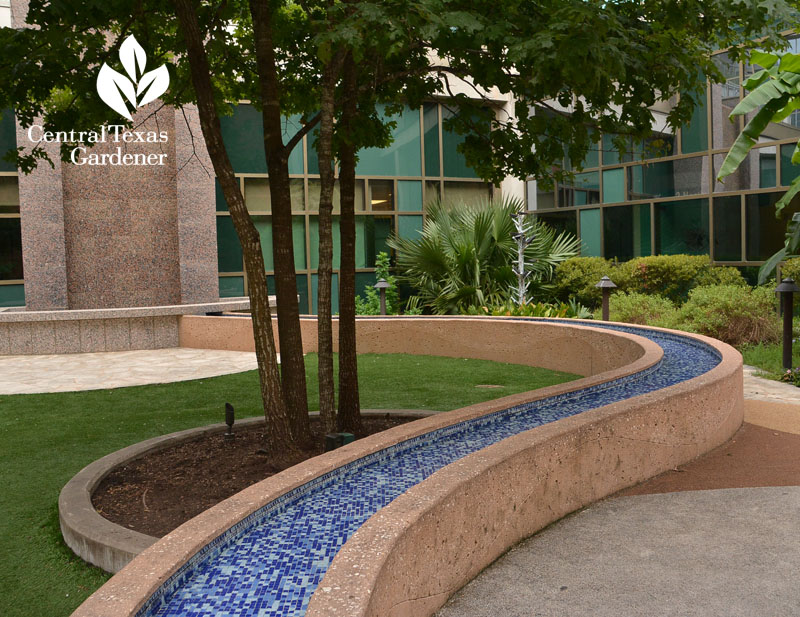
[388,197,581,314]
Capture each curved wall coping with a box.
[0,298,254,322]
[306,324,742,617]
[70,318,665,617]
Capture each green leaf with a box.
[775,175,800,216]
[771,98,800,123]
[750,50,779,70]
[757,247,787,284]
[718,98,787,180]
[780,53,800,74]
[743,69,768,91]
[729,78,786,116]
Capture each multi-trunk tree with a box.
[0,0,791,453]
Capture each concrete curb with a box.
[58,410,440,574]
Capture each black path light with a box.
[775,277,800,370]
[224,402,235,441]
[374,278,390,315]
[595,276,617,321]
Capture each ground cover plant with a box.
[0,353,577,617]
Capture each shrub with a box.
[696,265,747,287]
[780,367,800,387]
[465,299,593,319]
[673,285,781,346]
[781,257,800,283]
[607,291,677,326]
[390,197,580,314]
[553,257,631,308]
[621,255,745,304]
[355,252,400,315]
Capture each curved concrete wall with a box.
[179,315,647,377]
[69,317,742,617]
[305,325,742,617]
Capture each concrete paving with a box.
[436,371,800,617]
[437,487,800,617]
[0,348,259,394]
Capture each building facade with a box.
[2,0,799,312]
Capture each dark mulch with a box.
[92,415,416,538]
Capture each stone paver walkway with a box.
[0,348,259,394]
[743,364,800,403]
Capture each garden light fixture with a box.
[374,278,390,315]
[775,278,799,370]
[595,276,617,321]
[224,402,235,441]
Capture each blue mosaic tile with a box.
[137,321,721,617]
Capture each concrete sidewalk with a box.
[436,377,800,617]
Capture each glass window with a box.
[369,180,394,211]
[629,157,707,200]
[0,217,22,280]
[216,216,243,273]
[361,215,393,266]
[601,134,624,165]
[579,208,602,257]
[442,181,491,204]
[0,283,24,307]
[602,168,625,204]
[215,178,229,213]
[713,150,776,193]
[442,108,479,178]
[745,192,800,261]
[356,105,422,177]
[560,172,600,206]
[220,105,304,174]
[780,143,800,186]
[306,127,319,175]
[219,276,244,298]
[296,275,310,314]
[398,215,423,239]
[256,215,307,270]
[535,210,577,239]
[655,198,709,255]
[244,177,270,212]
[355,272,377,298]
[0,110,16,173]
[308,179,365,212]
[567,140,599,170]
[423,103,440,177]
[711,52,740,150]
[604,204,651,261]
[397,180,423,211]
[424,180,441,205]
[245,178,305,212]
[681,86,709,154]
[713,196,742,261]
[0,176,19,213]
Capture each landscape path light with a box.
[775,277,800,370]
[595,276,617,321]
[224,402,235,441]
[374,278,390,315]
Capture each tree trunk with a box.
[337,54,362,434]
[248,0,312,446]
[315,52,343,435]
[173,0,299,458]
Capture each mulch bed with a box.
[92,415,416,538]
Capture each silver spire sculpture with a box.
[510,211,536,305]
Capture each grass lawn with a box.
[740,342,800,379]
[0,353,577,617]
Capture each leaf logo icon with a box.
[96,35,169,120]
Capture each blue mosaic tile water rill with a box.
[139,321,722,617]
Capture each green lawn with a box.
[0,353,577,617]
[740,342,800,379]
